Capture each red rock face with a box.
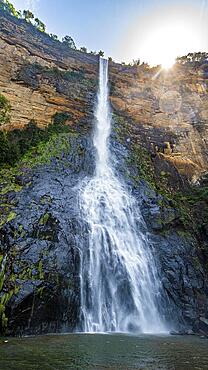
[109,63,208,182]
[0,10,99,130]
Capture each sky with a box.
[11,0,208,65]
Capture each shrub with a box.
[0,114,74,166]
[0,0,18,17]
[34,18,46,33]
[62,36,76,49]
[80,47,87,53]
[0,94,11,125]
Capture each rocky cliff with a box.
[109,60,208,183]
[0,9,98,130]
[0,10,208,336]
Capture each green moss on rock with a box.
[39,212,50,226]
[113,113,208,247]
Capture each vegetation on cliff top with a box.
[0,0,105,57]
[176,52,208,66]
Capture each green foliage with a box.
[23,9,34,22]
[98,50,104,57]
[80,46,87,53]
[0,0,87,51]
[50,33,58,41]
[38,260,44,280]
[53,112,72,125]
[132,59,141,66]
[34,17,46,32]
[0,167,23,196]
[0,251,45,332]
[176,52,208,66]
[62,35,76,49]
[39,212,50,226]
[0,261,6,292]
[0,117,76,240]
[0,0,47,34]
[20,132,71,168]
[22,63,86,86]
[0,211,16,228]
[127,143,156,189]
[0,0,18,16]
[0,115,74,166]
[112,113,207,237]
[0,94,11,126]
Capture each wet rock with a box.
[0,131,93,335]
[199,317,208,334]
[32,212,60,242]
[110,128,208,334]
[170,330,187,336]
[14,174,31,187]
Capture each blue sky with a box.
[11,0,147,54]
[11,0,208,64]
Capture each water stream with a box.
[79,58,166,333]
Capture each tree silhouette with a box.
[34,17,46,32]
[50,34,58,41]
[0,0,17,16]
[62,35,76,49]
[80,46,87,53]
[23,10,34,22]
[176,52,208,66]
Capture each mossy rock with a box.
[32,212,60,242]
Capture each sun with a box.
[139,22,201,69]
[121,3,208,68]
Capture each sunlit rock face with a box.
[109,63,208,182]
[0,10,207,182]
[0,10,98,130]
[0,10,208,336]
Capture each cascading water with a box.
[79,58,166,333]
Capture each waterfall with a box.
[79,58,166,333]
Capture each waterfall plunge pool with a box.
[0,333,207,369]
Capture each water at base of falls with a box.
[79,58,167,334]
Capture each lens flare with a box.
[140,22,201,69]
[119,3,208,67]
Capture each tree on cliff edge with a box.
[23,9,34,22]
[34,17,46,33]
[0,0,18,16]
[62,35,76,50]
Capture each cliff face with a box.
[109,62,208,183]
[1,10,208,181]
[0,10,208,336]
[0,10,98,129]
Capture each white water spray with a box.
[79,58,166,333]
